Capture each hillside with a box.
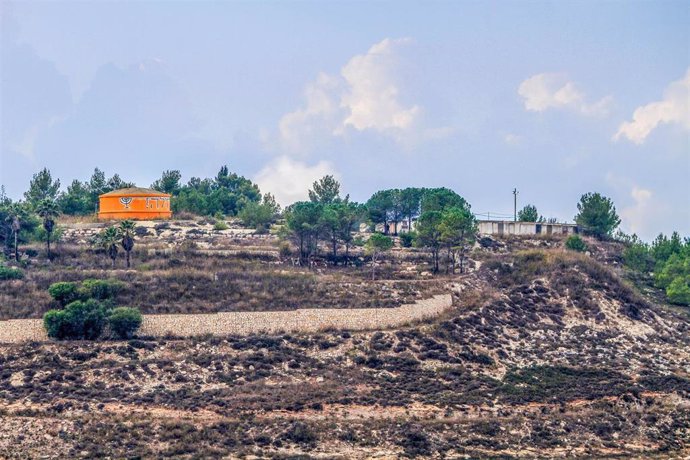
[1,234,688,458]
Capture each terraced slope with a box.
[0,246,688,458]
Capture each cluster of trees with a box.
[92,220,138,268]
[284,177,477,274]
[284,176,366,265]
[622,232,690,306]
[9,165,267,219]
[44,279,142,340]
[365,187,470,235]
[1,185,61,261]
[154,167,263,217]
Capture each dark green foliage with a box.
[420,187,469,214]
[43,299,108,340]
[621,231,690,306]
[574,192,621,239]
[285,201,324,265]
[565,235,587,252]
[238,193,280,231]
[518,204,539,222]
[81,279,124,301]
[48,282,83,305]
[151,170,182,195]
[174,166,261,216]
[56,168,134,215]
[58,180,93,215]
[0,264,24,280]
[399,232,415,248]
[24,168,61,207]
[308,175,342,204]
[108,307,143,339]
[415,210,443,273]
[48,279,122,306]
[666,276,690,305]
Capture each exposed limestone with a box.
[0,294,452,343]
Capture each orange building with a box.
[98,187,172,220]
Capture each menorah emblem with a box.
[119,197,133,209]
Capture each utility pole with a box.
[513,188,518,222]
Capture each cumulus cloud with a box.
[254,156,338,206]
[614,68,690,145]
[340,38,420,132]
[619,186,666,237]
[518,73,612,116]
[277,38,423,153]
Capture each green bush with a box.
[81,279,124,301]
[565,235,587,252]
[399,232,416,248]
[213,220,229,231]
[48,282,83,306]
[108,307,143,339]
[0,265,23,280]
[43,299,108,340]
[666,276,690,306]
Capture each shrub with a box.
[399,232,416,248]
[43,299,108,340]
[565,235,587,253]
[666,276,690,306]
[48,282,83,306]
[81,279,124,301]
[0,265,23,280]
[213,220,229,231]
[278,242,292,258]
[108,307,143,339]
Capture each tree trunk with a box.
[14,232,19,262]
[371,252,377,280]
[46,231,51,258]
[299,235,305,266]
[126,250,131,268]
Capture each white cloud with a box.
[614,68,690,144]
[254,156,338,206]
[518,73,612,116]
[340,38,420,132]
[277,38,424,153]
[619,186,664,237]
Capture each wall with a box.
[0,294,452,344]
[478,220,578,236]
[98,195,172,220]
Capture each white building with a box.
[478,220,578,237]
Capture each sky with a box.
[0,1,688,240]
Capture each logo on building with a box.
[119,197,133,209]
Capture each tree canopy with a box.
[575,192,621,239]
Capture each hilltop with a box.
[0,231,688,459]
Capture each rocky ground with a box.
[0,233,688,458]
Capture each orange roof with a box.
[99,187,170,198]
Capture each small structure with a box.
[478,220,578,237]
[98,187,172,220]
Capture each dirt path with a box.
[0,294,452,344]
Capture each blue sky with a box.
[1,1,688,239]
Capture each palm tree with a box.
[36,199,60,258]
[5,203,25,262]
[96,226,121,268]
[119,220,136,268]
